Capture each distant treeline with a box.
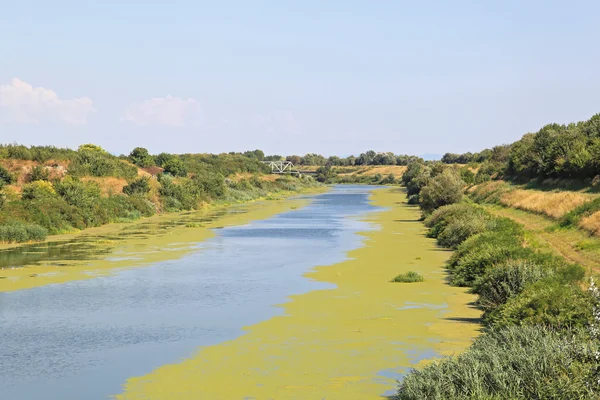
[440,113,600,183]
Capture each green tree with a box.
[419,170,465,215]
[128,147,155,168]
[163,158,188,177]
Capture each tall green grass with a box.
[398,326,599,400]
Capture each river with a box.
[0,185,480,400]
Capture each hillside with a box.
[0,144,320,244]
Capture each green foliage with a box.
[0,165,14,185]
[162,158,188,177]
[0,221,47,243]
[243,149,265,161]
[401,162,431,196]
[154,152,174,168]
[561,197,600,227]
[128,147,155,167]
[78,144,107,153]
[301,153,327,166]
[471,259,557,318]
[315,165,336,183]
[21,181,57,201]
[419,170,465,215]
[391,271,424,283]
[28,165,50,182]
[505,113,600,180]
[69,148,138,180]
[398,326,600,400]
[123,177,151,196]
[492,277,594,329]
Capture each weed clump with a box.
[392,271,424,283]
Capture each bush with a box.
[21,181,57,200]
[419,170,465,215]
[392,271,424,283]
[0,221,48,243]
[28,165,50,182]
[398,326,599,400]
[425,204,494,248]
[0,165,15,185]
[491,276,593,329]
[123,177,151,196]
[471,259,556,317]
[68,149,138,180]
[163,158,188,177]
[128,147,155,168]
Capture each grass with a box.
[391,271,424,283]
[397,197,598,399]
[469,180,600,220]
[398,325,599,400]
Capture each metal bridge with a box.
[262,161,316,176]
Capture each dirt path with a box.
[482,205,600,273]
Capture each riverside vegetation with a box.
[0,144,320,244]
[396,112,600,399]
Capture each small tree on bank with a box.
[419,170,465,216]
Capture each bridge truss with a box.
[262,161,301,175]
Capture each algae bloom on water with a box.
[392,271,424,283]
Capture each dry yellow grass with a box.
[357,165,407,176]
[579,211,600,236]
[500,189,592,219]
[0,159,69,185]
[81,176,128,197]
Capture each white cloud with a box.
[0,78,94,125]
[122,96,205,127]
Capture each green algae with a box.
[116,187,481,400]
[0,192,320,292]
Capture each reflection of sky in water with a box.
[0,185,383,400]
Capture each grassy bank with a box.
[0,144,323,244]
[116,187,480,400]
[397,167,600,399]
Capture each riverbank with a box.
[0,186,327,292]
[117,187,480,400]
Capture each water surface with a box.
[1,185,380,400]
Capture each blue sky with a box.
[1,1,599,157]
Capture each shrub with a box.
[0,165,15,185]
[28,165,50,182]
[425,203,494,248]
[398,326,600,400]
[407,194,419,204]
[392,271,424,283]
[21,180,57,200]
[123,177,151,196]
[419,170,465,215]
[471,259,556,317]
[68,149,138,180]
[0,221,48,243]
[491,276,593,329]
[128,147,155,168]
[163,158,188,177]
